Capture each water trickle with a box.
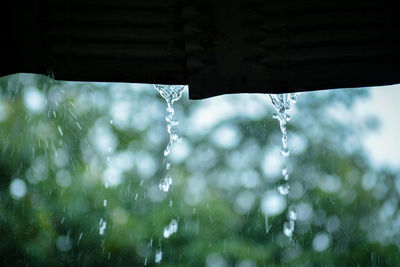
[154,85,185,157]
[270,93,300,158]
[154,84,185,192]
[163,219,178,238]
[269,93,301,238]
[155,249,163,263]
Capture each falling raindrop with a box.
[57,126,63,137]
[77,232,83,246]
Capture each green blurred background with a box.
[0,74,399,266]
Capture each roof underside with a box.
[1,0,400,99]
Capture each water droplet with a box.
[103,199,107,207]
[166,162,171,170]
[283,220,294,238]
[280,149,290,157]
[159,175,172,192]
[288,207,297,221]
[164,144,172,157]
[99,218,107,235]
[110,119,113,124]
[155,249,163,263]
[282,168,289,180]
[278,183,290,195]
[163,219,178,238]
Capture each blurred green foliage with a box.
[0,74,399,266]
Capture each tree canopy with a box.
[0,74,399,266]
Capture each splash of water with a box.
[269,93,300,238]
[154,85,185,192]
[163,219,178,238]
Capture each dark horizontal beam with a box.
[1,0,400,99]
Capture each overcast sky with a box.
[354,84,400,170]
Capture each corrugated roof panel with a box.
[1,0,399,99]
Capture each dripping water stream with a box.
[269,93,301,239]
[154,85,185,192]
[153,85,184,264]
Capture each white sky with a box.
[184,85,400,171]
[354,84,400,170]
